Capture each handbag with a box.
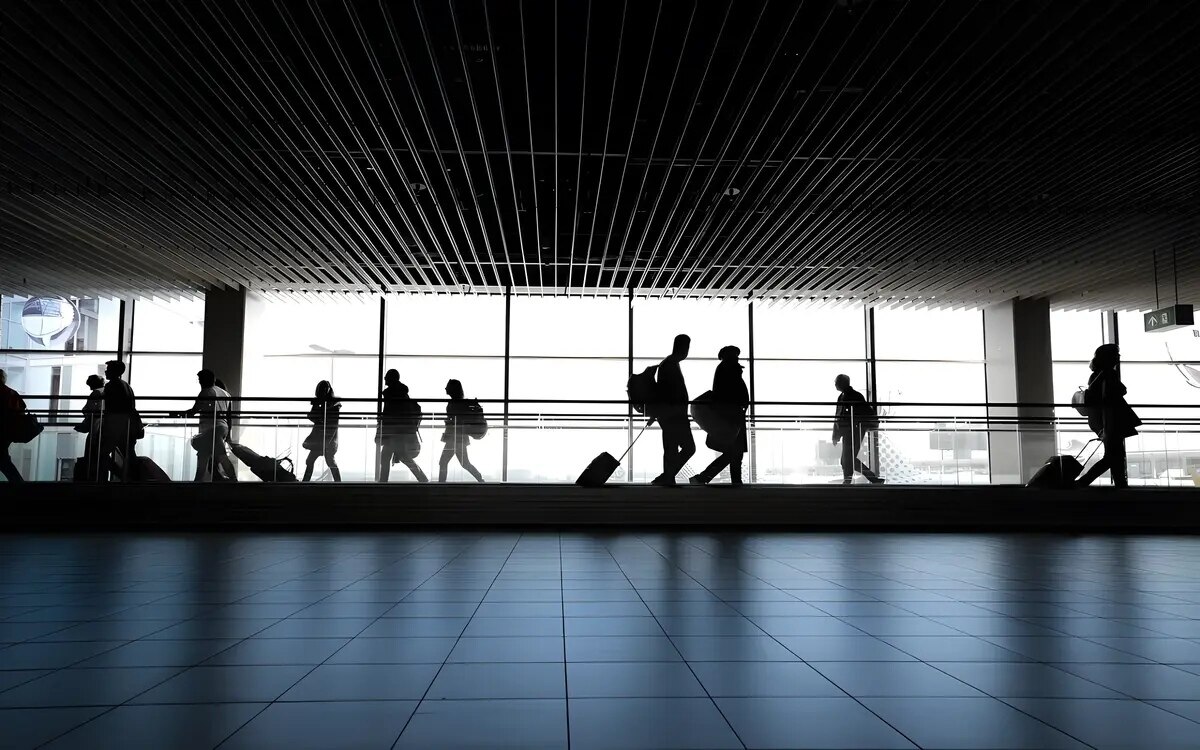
[12,412,44,444]
[1071,388,1090,417]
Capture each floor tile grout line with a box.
[629,533,927,750]
[600,537,748,750]
[209,534,486,750]
[560,531,571,750]
[387,533,525,750]
[27,535,446,750]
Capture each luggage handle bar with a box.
[616,418,655,463]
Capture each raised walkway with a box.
[3,483,1198,532]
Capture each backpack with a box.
[627,365,660,416]
[399,398,424,432]
[462,399,488,439]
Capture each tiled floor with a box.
[1,533,1199,749]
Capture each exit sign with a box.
[1144,304,1195,332]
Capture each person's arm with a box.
[832,396,843,443]
[174,393,204,419]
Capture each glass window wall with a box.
[1,294,120,481]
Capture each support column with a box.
[201,288,248,440]
[747,301,757,484]
[983,298,1055,484]
[116,299,135,369]
[502,287,511,483]
[375,296,387,482]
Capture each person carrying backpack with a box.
[833,374,884,485]
[378,369,428,483]
[1076,343,1140,488]
[652,334,696,487]
[438,378,484,483]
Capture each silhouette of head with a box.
[86,374,104,390]
[197,369,216,389]
[315,380,335,401]
[104,360,125,380]
[672,334,691,360]
[1091,343,1120,372]
[446,379,464,399]
[834,374,851,392]
[385,369,400,386]
[0,369,6,386]
[718,345,740,362]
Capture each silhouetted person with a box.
[653,334,695,487]
[438,379,483,483]
[691,346,749,485]
[175,369,237,482]
[302,380,341,482]
[99,360,138,482]
[379,369,428,483]
[1077,343,1141,488]
[833,374,883,485]
[76,374,105,481]
[0,369,27,482]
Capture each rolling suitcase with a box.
[228,441,298,482]
[133,456,171,482]
[1027,439,1099,488]
[576,421,652,487]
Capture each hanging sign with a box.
[1144,304,1194,333]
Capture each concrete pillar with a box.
[983,298,1056,484]
[201,287,248,408]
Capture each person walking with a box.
[691,345,749,485]
[75,374,105,481]
[98,360,138,482]
[652,334,696,487]
[833,374,884,485]
[0,369,27,482]
[1077,343,1140,487]
[302,380,341,482]
[378,369,428,482]
[175,369,237,482]
[438,379,484,483]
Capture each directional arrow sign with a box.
[1144,304,1195,333]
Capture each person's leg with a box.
[194,432,213,482]
[211,424,235,481]
[438,446,454,482]
[303,450,318,482]
[326,452,341,482]
[693,452,732,484]
[378,446,393,482]
[1076,454,1111,486]
[851,430,880,481]
[400,457,429,483]
[1107,437,1128,487]
[0,443,22,482]
[659,418,679,479]
[675,427,696,477]
[457,446,484,482]
[840,436,854,482]
[729,455,743,484]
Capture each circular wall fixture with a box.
[20,296,80,348]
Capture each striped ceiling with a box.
[2,0,1197,309]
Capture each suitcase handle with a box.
[616,420,654,463]
[1075,438,1102,463]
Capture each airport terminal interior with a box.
[2,0,1199,747]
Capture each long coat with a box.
[1085,368,1141,440]
[708,360,749,453]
